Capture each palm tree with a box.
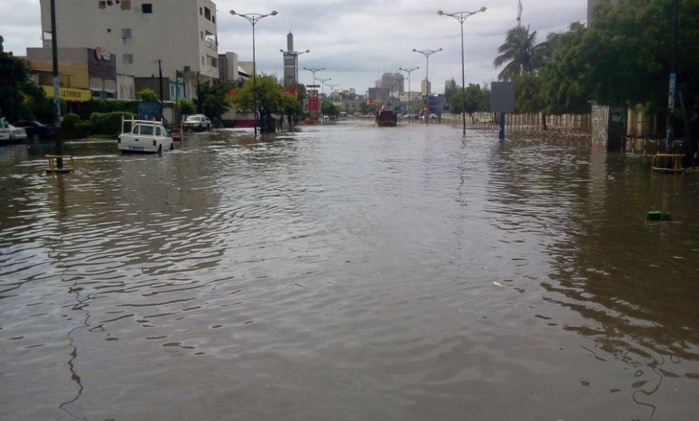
[493,25,540,81]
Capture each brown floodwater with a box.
[1,121,698,420]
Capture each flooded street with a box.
[1,121,698,420]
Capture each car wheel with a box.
[169,142,174,151]
[157,144,163,154]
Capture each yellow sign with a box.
[43,86,92,102]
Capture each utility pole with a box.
[49,0,63,169]
[158,59,164,120]
[666,0,678,152]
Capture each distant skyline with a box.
[1,0,587,95]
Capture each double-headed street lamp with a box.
[303,67,325,87]
[399,66,419,124]
[326,82,339,97]
[413,48,442,126]
[438,7,486,136]
[317,77,332,98]
[230,9,278,137]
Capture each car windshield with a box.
[186,116,202,121]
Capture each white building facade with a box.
[39,0,219,96]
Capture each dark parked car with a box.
[16,120,55,141]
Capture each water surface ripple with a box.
[1,122,698,420]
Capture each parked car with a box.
[16,120,55,141]
[0,118,28,143]
[182,114,212,131]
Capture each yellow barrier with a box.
[651,153,685,173]
[45,155,75,174]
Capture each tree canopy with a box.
[496,0,699,116]
[0,37,52,122]
[493,25,543,81]
[448,84,489,122]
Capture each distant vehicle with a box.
[430,114,438,119]
[376,107,397,127]
[16,120,55,141]
[182,114,212,131]
[0,118,28,144]
[118,117,174,154]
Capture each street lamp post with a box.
[399,66,419,124]
[438,7,486,136]
[326,82,339,98]
[317,77,332,98]
[303,67,325,87]
[413,48,442,126]
[230,9,278,137]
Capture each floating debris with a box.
[646,211,671,221]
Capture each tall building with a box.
[218,52,242,83]
[376,73,404,95]
[39,0,219,85]
[421,79,431,96]
[281,32,305,90]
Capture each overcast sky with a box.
[1,0,587,95]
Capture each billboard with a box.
[490,82,515,113]
[308,89,319,114]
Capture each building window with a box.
[212,15,216,24]
[123,54,133,64]
[205,32,216,48]
[142,3,152,13]
[121,28,132,40]
[199,7,203,15]
[121,0,131,10]
[99,1,106,9]
[204,7,211,21]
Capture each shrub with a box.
[89,111,133,137]
[61,113,82,139]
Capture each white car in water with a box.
[182,114,212,131]
[117,118,173,154]
[0,118,28,143]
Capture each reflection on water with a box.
[1,124,698,420]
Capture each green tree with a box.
[177,98,196,116]
[538,23,590,114]
[0,37,52,122]
[583,0,699,112]
[136,88,159,102]
[449,84,488,123]
[536,0,699,117]
[513,73,545,114]
[493,25,543,81]
[230,75,286,133]
[281,93,302,125]
[321,100,340,118]
[196,80,233,123]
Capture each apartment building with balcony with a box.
[38,0,219,101]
